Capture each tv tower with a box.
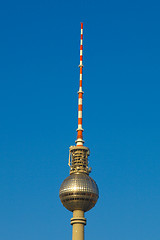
[59,23,99,240]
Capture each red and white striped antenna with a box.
[76,23,84,146]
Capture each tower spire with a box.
[76,22,84,146]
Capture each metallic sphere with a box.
[59,173,99,212]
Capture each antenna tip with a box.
[81,22,83,29]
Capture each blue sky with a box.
[0,0,160,239]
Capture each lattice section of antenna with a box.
[68,146,92,174]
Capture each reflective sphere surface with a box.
[59,173,99,212]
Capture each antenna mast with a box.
[76,22,84,146]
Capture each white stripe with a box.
[78,98,82,104]
[78,111,82,118]
[79,87,83,92]
[76,141,83,146]
[81,29,83,34]
[80,74,82,80]
[78,124,82,129]
[80,40,83,45]
[80,50,83,55]
[80,61,82,65]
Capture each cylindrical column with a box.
[70,210,86,240]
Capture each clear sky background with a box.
[0,0,160,239]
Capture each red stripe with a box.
[79,93,83,98]
[78,105,82,111]
[80,45,83,50]
[78,118,82,124]
[77,131,83,138]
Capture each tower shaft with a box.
[71,210,86,240]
